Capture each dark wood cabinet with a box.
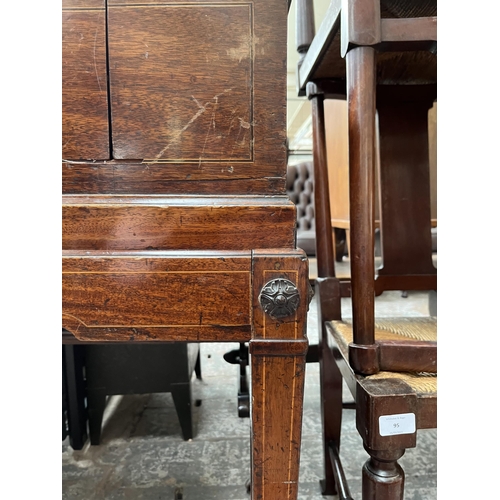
[62,0,287,191]
[62,2,308,498]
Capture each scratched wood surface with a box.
[108,2,253,161]
[62,2,306,496]
[62,196,295,251]
[62,251,253,342]
[62,0,288,196]
[62,0,110,159]
[62,161,286,195]
[250,251,309,499]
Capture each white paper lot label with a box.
[379,413,416,436]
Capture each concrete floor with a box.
[62,259,437,499]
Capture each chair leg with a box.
[237,343,250,418]
[318,325,344,495]
[171,383,193,441]
[362,447,405,500]
[346,45,377,350]
[87,389,107,445]
[315,278,344,495]
[308,83,336,279]
[345,229,351,261]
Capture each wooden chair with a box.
[295,0,437,498]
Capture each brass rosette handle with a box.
[258,278,300,319]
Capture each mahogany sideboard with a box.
[62,1,309,498]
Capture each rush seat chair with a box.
[294,0,437,498]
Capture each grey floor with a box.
[62,259,437,499]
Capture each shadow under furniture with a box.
[62,343,87,450]
[62,336,201,448]
[85,342,201,444]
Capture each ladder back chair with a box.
[295,0,437,498]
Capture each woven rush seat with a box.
[331,317,437,345]
[326,318,437,394]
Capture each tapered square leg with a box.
[249,250,309,499]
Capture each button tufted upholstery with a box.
[286,161,316,255]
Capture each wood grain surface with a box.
[250,250,309,499]
[62,2,306,497]
[62,0,110,159]
[62,160,286,195]
[63,251,252,342]
[108,2,253,161]
[62,0,288,195]
[62,195,295,251]
[376,92,436,277]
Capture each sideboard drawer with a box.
[63,251,253,342]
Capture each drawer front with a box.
[63,251,253,342]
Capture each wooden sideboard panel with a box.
[62,251,252,341]
[108,2,252,161]
[62,0,288,194]
[106,0,287,177]
[62,196,296,251]
[325,99,350,228]
[62,160,285,195]
[62,0,110,160]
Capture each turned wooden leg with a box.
[362,447,405,500]
[346,45,377,364]
[249,250,309,500]
[356,380,417,500]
